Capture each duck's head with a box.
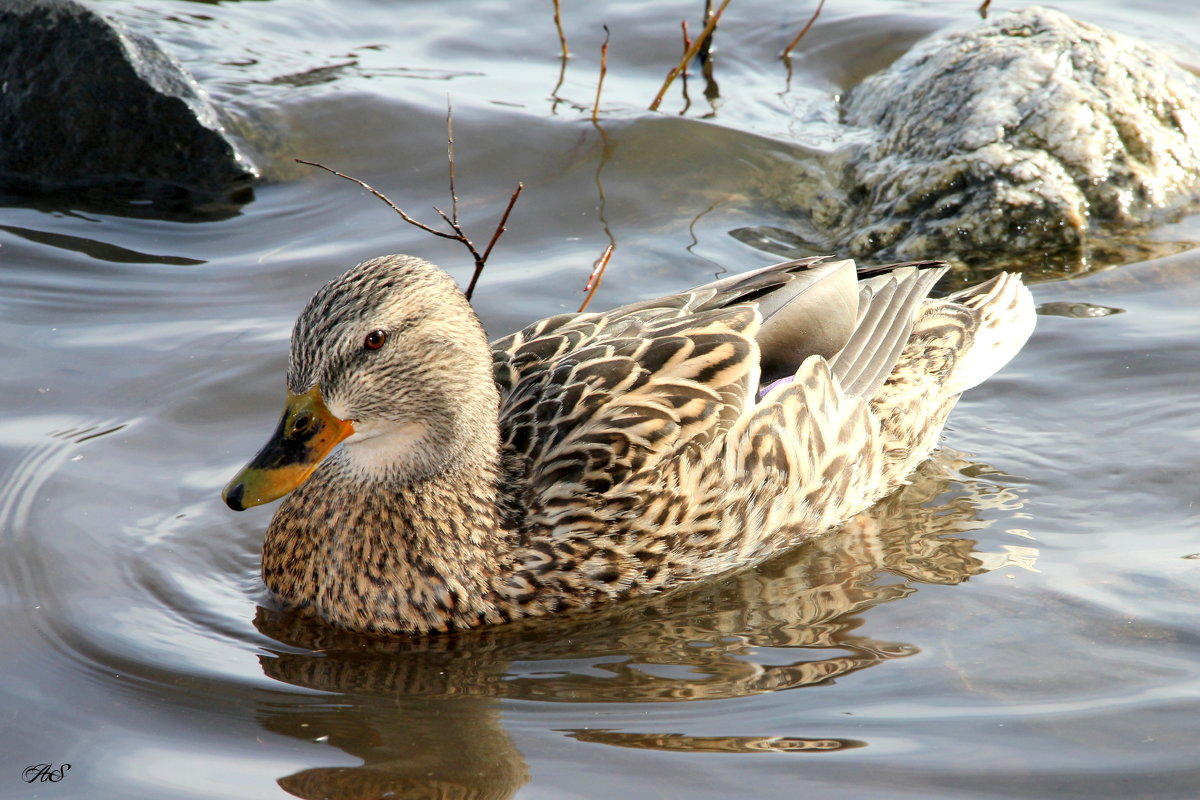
[222,255,499,511]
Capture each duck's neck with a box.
[262,449,516,634]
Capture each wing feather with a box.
[495,299,762,524]
[831,264,948,397]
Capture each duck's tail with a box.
[942,272,1036,395]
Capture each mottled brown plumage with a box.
[227,254,1035,635]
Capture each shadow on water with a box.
[251,447,1033,799]
[0,225,208,266]
[0,181,252,223]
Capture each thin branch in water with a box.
[463,181,523,300]
[679,20,693,115]
[480,184,525,265]
[697,0,715,65]
[578,244,614,312]
[592,25,610,124]
[978,0,991,19]
[549,54,568,115]
[547,0,569,114]
[590,125,617,289]
[781,0,825,59]
[445,100,459,225]
[552,0,569,58]
[700,5,721,110]
[649,0,731,111]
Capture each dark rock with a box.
[0,0,256,212]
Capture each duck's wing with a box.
[490,259,854,509]
[830,262,948,397]
[690,258,860,385]
[490,258,951,513]
[491,257,864,398]
[494,299,761,505]
[670,257,949,392]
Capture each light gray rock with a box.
[765,8,1200,266]
[0,0,256,211]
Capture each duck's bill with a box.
[222,386,354,511]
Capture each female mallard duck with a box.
[223,255,1034,635]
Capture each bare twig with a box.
[781,0,825,59]
[649,0,731,111]
[592,26,610,123]
[445,100,459,225]
[679,19,694,114]
[700,9,721,109]
[697,0,715,65]
[295,159,459,242]
[295,124,523,302]
[552,0,568,58]
[432,205,456,231]
[549,55,568,114]
[578,244,614,312]
[475,183,523,268]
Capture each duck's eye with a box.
[363,330,387,351]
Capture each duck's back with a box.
[489,259,1034,611]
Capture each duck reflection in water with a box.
[253,447,1036,800]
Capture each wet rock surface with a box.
[0,0,256,213]
[763,7,1200,267]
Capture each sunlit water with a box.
[3,0,1200,798]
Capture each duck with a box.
[222,254,1035,635]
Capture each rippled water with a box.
[4,0,1200,798]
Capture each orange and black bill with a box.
[222,386,354,511]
